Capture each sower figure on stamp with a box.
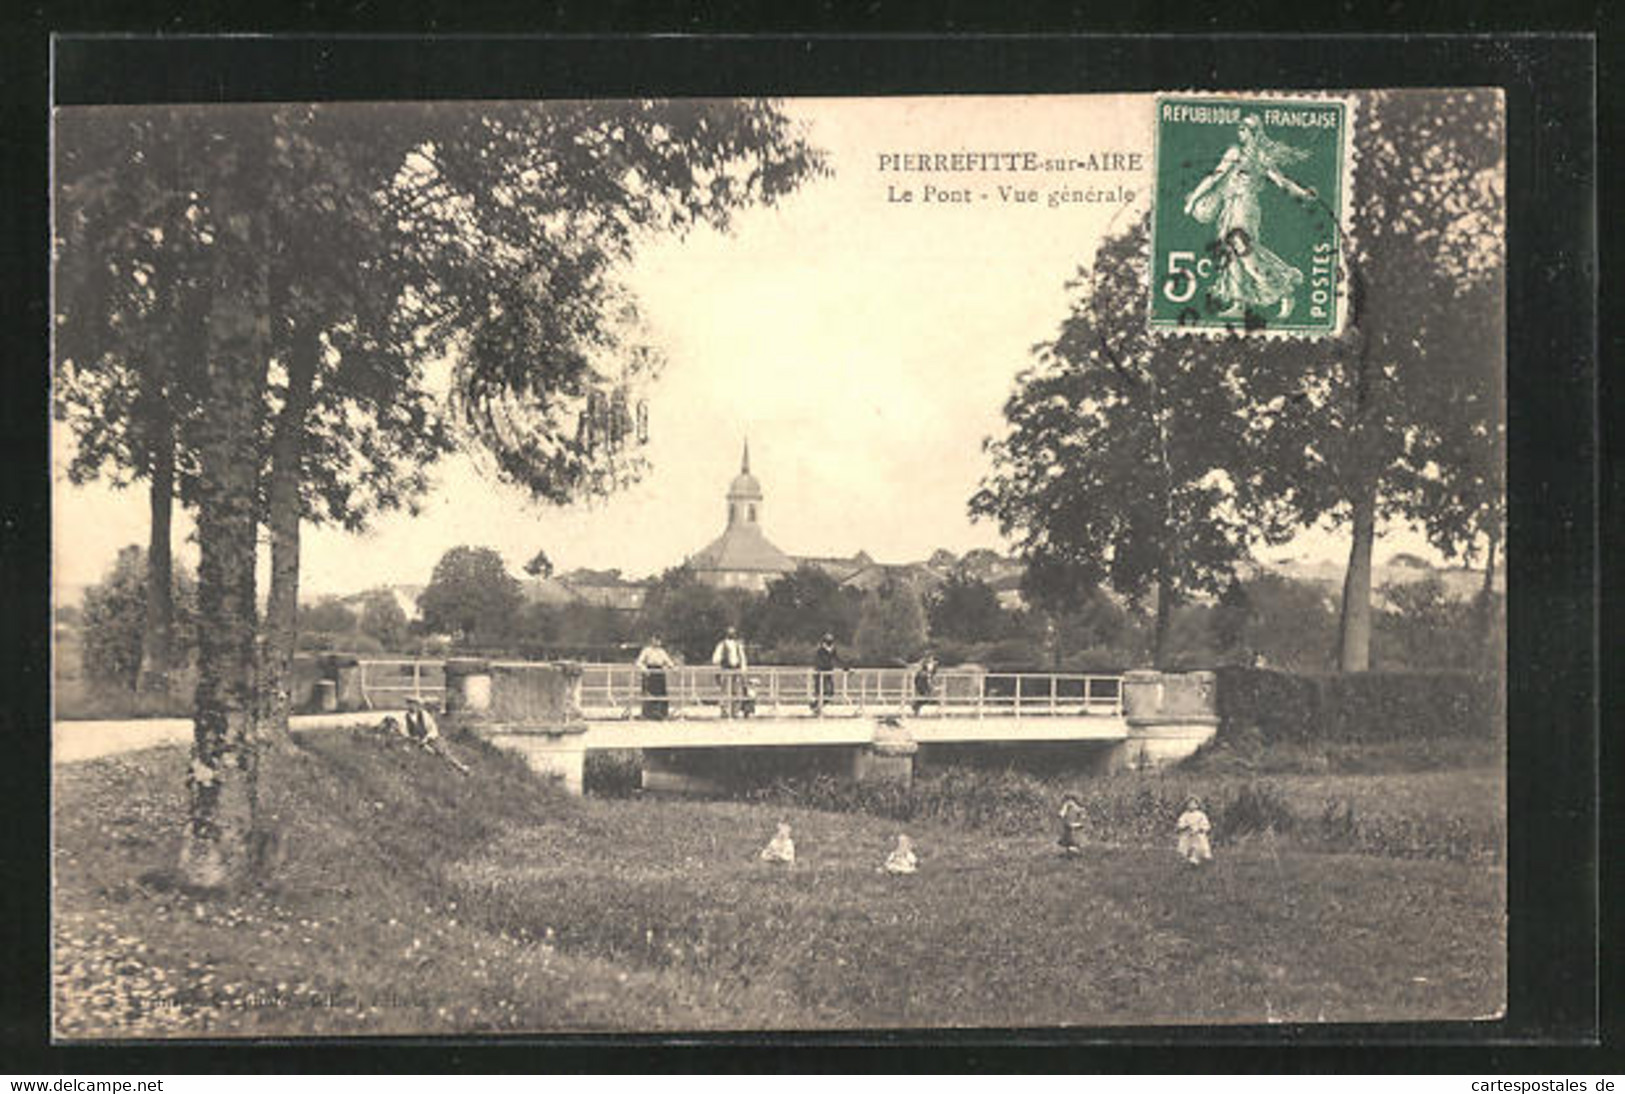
[711,625,748,718]
[1183,114,1317,320]
[635,633,676,720]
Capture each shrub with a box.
[583,750,644,797]
[1214,667,1499,745]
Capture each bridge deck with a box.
[577,712,1130,750]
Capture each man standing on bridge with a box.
[711,625,748,718]
[811,632,848,715]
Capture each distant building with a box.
[687,441,797,592]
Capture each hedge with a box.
[1214,667,1502,744]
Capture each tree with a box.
[854,578,929,663]
[1210,577,1254,662]
[972,219,1277,666]
[1238,91,1504,670]
[55,99,824,889]
[1374,574,1485,670]
[523,549,554,579]
[298,598,358,635]
[1238,572,1338,672]
[928,572,1008,643]
[417,546,524,647]
[639,567,738,663]
[54,111,214,695]
[176,109,274,889]
[753,565,860,647]
[81,545,197,690]
[359,590,409,651]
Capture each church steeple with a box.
[727,438,763,526]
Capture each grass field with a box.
[52,731,1505,1036]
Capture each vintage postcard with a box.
[51,89,1506,1036]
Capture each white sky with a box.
[53,95,1447,600]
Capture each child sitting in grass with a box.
[1176,796,1213,866]
[1057,793,1086,856]
[882,834,918,875]
[760,822,795,864]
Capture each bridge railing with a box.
[575,664,1123,721]
[357,659,446,710]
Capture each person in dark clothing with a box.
[811,633,847,714]
[635,634,676,720]
[912,653,939,715]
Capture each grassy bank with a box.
[54,732,1505,1036]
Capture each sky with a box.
[52,94,1446,601]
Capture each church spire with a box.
[741,438,751,475]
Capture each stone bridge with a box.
[435,660,1219,795]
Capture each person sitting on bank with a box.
[912,652,940,715]
[634,634,676,720]
[711,625,748,718]
[811,632,848,714]
[404,696,440,743]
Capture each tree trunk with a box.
[1336,268,1377,674]
[1337,479,1377,672]
[138,412,176,694]
[179,123,269,891]
[256,325,318,750]
[1152,575,1177,669]
[1479,524,1501,664]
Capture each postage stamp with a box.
[1149,93,1354,338]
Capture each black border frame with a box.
[4,27,1607,1073]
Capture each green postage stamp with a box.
[1150,93,1354,338]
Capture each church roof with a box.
[690,522,796,574]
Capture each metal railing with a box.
[574,664,1123,721]
[357,659,446,710]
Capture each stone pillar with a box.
[321,654,362,712]
[461,660,592,795]
[443,658,493,716]
[489,731,588,796]
[852,718,917,788]
[1118,669,1219,771]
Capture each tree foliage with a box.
[298,598,358,635]
[972,218,1282,665]
[80,546,197,690]
[1236,90,1505,669]
[54,98,826,887]
[359,590,409,651]
[418,546,524,646]
[927,572,1009,643]
[854,578,929,664]
[637,566,738,663]
[752,565,861,646]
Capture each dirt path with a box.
[53,712,386,764]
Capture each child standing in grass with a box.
[1057,793,1086,856]
[1177,796,1213,866]
[760,822,796,864]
